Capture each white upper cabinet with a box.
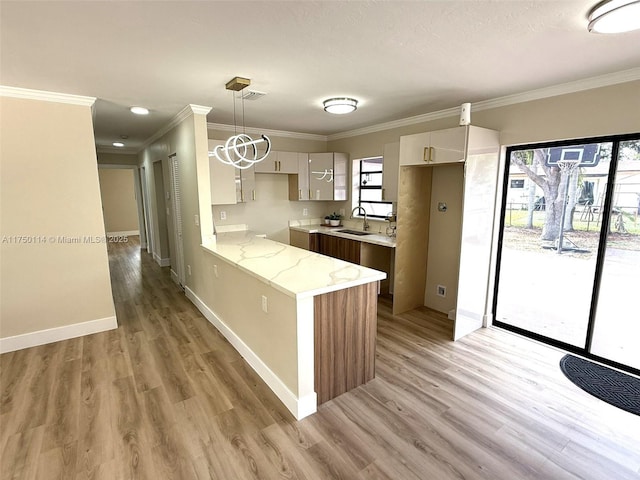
[382,142,400,202]
[276,151,300,174]
[289,153,310,201]
[235,165,256,203]
[309,152,348,201]
[399,126,467,166]
[209,139,237,205]
[254,151,299,174]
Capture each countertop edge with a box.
[200,241,386,300]
[289,225,396,248]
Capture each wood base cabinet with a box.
[317,234,360,264]
[314,282,377,404]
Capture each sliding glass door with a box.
[493,134,640,375]
[590,139,640,371]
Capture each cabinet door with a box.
[399,132,430,166]
[428,126,467,164]
[277,151,299,174]
[297,153,310,200]
[235,166,256,203]
[333,153,348,201]
[382,142,400,202]
[319,235,361,264]
[254,150,279,173]
[309,153,334,200]
[209,139,237,205]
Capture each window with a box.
[352,157,393,218]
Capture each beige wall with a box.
[98,168,140,234]
[0,96,116,340]
[424,164,464,313]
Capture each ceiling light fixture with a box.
[588,0,640,33]
[130,106,149,115]
[323,97,358,114]
[112,142,125,147]
[209,77,271,170]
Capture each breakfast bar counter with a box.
[191,231,386,419]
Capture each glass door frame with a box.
[492,132,640,377]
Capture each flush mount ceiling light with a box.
[588,0,640,33]
[112,142,125,147]
[209,77,271,170]
[323,97,358,114]
[130,106,149,115]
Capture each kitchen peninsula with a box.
[190,230,386,420]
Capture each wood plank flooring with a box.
[2,236,639,479]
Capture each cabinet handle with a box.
[423,147,428,162]
[429,146,434,162]
[274,160,278,171]
[252,190,256,201]
[382,188,385,200]
[299,189,302,200]
[278,161,281,171]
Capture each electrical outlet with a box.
[339,208,345,216]
[437,285,447,297]
[261,295,268,313]
[220,211,226,220]
[187,265,192,276]
[194,214,199,226]
[303,208,308,216]
[213,265,218,278]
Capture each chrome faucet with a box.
[351,206,369,231]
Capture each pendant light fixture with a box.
[323,97,358,114]
[210,77,271,170]
[587,0,640,33]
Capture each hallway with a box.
[1,237,639,479]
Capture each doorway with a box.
[493,133,640,375]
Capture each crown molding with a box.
[139,104,212,152]
[190,104,212,115]
[207,122,327,142]
[472,67,640,113]
[327,107,460,141]
[0,85,96,106]
[328,67,640,141]
[96,146,139,155]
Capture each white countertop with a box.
[289,224,397,248]
[201,231,386,299]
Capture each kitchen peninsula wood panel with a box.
[314,281,377,404]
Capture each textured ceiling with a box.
[1,1,639,152]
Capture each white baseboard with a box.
[185,286,316,420]
[153,253,171,267]
[0,316,117,354]
[107,230,139,237]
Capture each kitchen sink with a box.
[337,229,371,236]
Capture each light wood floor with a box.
[2,237,639,479]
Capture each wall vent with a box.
[241,90,266,101]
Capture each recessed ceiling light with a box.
[113,142,125,147]
[588,0,640,33]
[130,106,149,115]
[323,97,358,114]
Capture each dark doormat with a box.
[559,354,640,416]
